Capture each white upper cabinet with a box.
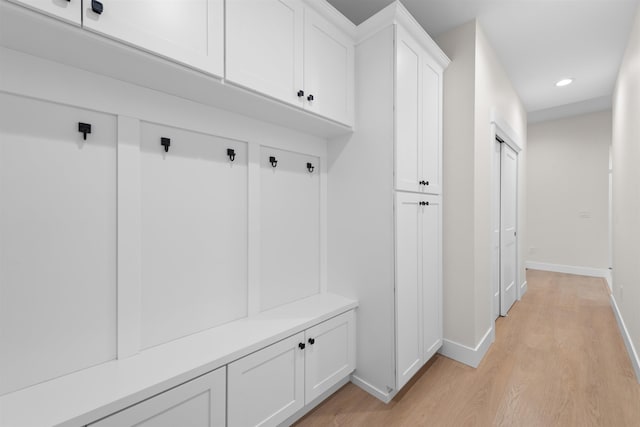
[8,0,81,25]
[82,0,224,77]
[303,8,354,125]
[395,26,443,195]
[226,0,304,107]
[395,29,421,194]
[226,0,354,126]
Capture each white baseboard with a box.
[519,280,528,298]
[610,295,640,383]
[438,326,494,368]
[526,261,609,279]
[350,374,396,403]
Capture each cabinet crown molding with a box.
[303,0,356,37]
[355,0,450,70]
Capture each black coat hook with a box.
[269,156,278,167]
[307,162,314,173]
[227,148,236,162]
[161,137,171,153]
[78,122,91,140]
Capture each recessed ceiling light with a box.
[555,78,574,87]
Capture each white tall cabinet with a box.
[328,2,449,400]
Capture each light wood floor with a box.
[295,270,640,426]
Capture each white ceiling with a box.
[327,0,640,121]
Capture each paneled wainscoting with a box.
[296,270,640,426]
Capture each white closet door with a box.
[140,123,248,349]
[395,27,421,193]
[9,0,81,25]
[303,8,354,125]
[420,61,442,194]
[260,148,320,311]
[83,0,223,77]
[226,0,304,106]
[421,195,442,361]
[395,192,422,390]
[500,143,518,316]
[228,333,305,427]
[0,93,116,395]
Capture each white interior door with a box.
[500,143,518,316]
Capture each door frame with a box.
[490,111,523,322]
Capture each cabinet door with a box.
[83,0,223,77]
[8,0,81,25]
[305,310,356,402]
[421,195,442,361]
[228,333,305,427]
[420,62,442,194]
[0,93,116,395]
[395,192,423,390]
[395,27,421,193]
[303,8,354,125]
[89,368,226,427]
[226,0,304,106]
[260,148,320,311]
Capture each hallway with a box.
[296,270,640,426]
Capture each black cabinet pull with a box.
[307,94,314,101]
[419,180,430,186]
[227,148,236,162]
[308,338,315,345]
[91,0,103,14]
[297,90,304,97]
[307,162,314,173]
[419,201,430,206]
[298,342,306,350]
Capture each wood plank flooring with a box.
[295,270,640,426]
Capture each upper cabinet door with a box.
[82,0,224,77]
[226,0,304,106]
[303,8,354,125]
[395,26,421,193]
[9,0,81,25]
[420,61,442,195]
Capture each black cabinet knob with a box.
[307,94,314,101]
[419,201,430,206]
[91,0,103,14]
[419,180,430,186]
[308,338,315,345]
[297,90,304,97]
[298,342,306,350]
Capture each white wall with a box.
[436,21,526,354]
[612,3,640,379]
[474,24,527,341]
[436,21,477,347]
[527,111,611,270]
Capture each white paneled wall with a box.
[260,147,320,311]
[0,48,328,395]
[140,123,249,349]
[0,93,117,395]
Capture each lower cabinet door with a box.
[228,333,305,427]
[89,367,226,427]
[305,311,355,402]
